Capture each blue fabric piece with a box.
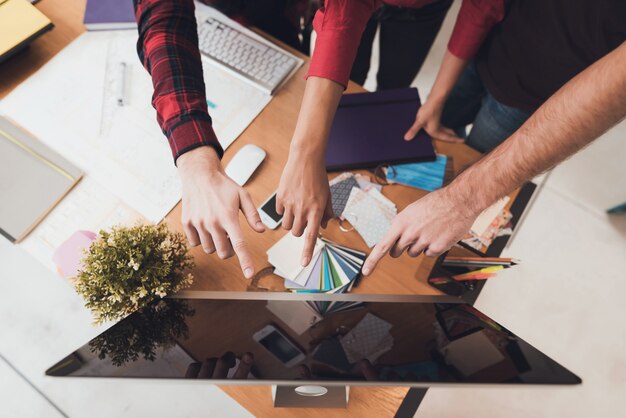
[387,155,447,192]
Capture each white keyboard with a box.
[198,17,298,95]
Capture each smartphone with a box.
[253,324,305,367]
[257,191,283,229]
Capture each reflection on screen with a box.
[46,298,581,386]
[259,331,300,363]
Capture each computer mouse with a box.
[224,144,267,186]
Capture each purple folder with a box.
[325,88,436,171]
[84,0,137,31]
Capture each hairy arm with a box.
[363,41,626,274]
[451,41,626,215]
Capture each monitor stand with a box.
[272,385,349,408]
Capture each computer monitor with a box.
[46,292,581,387]
[47,292,580,407]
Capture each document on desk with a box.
[0,30,273,224]
[19,177,144,272]
[1,29,274,271]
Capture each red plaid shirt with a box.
[134,0,503,164]
[134,0,222,163]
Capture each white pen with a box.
[117,62,127,107]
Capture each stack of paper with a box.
[267,234,366,294]
[329,172,383,217]
[462,196,513,250]
[329,172,397,248]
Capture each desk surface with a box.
[0,1,518,416]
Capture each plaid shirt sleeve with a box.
[134,0,223,164]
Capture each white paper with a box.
[267,233,323,280]
[19,177,144,272]
[2,5,301,270]
[470,196,510,237]
[0,26,277,223]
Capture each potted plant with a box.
[75,224,194,324]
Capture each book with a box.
[325,88,436,171]
[0,117,82,242]
[0,0,53,63]
[84,0,136,31]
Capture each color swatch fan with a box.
[267,234,366,294]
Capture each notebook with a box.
[325,88,436,171]
[84,0,136,31]
[0,117,83,243]
[0,0,53,63]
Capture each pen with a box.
[117,62,127,106]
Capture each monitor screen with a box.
[47,295,581,386]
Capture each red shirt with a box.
[309,0,505,87]
[134,0,504,163]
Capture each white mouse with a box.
[224,144,267,186]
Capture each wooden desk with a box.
[0,1,522,416]
[166,57,487,297]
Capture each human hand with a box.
[404,99,463,143]
[177,146,265,279]
[276,152,333,266]
[185,351,254,379]
[362,188,480,276]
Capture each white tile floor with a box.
[2,2,626,416]
[407,3,626,416]
[0,237,253,418]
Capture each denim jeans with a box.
[440,61,532,153]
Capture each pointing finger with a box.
[239,190,265,233]
[225,221,255,279]
[404,118,424,141]
[362,228,401,275]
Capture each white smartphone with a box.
[257,191,283,229]
[253,324,305,368]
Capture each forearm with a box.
[428,51,468,104]
[447,42,626,214]
[290,76,344,161]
